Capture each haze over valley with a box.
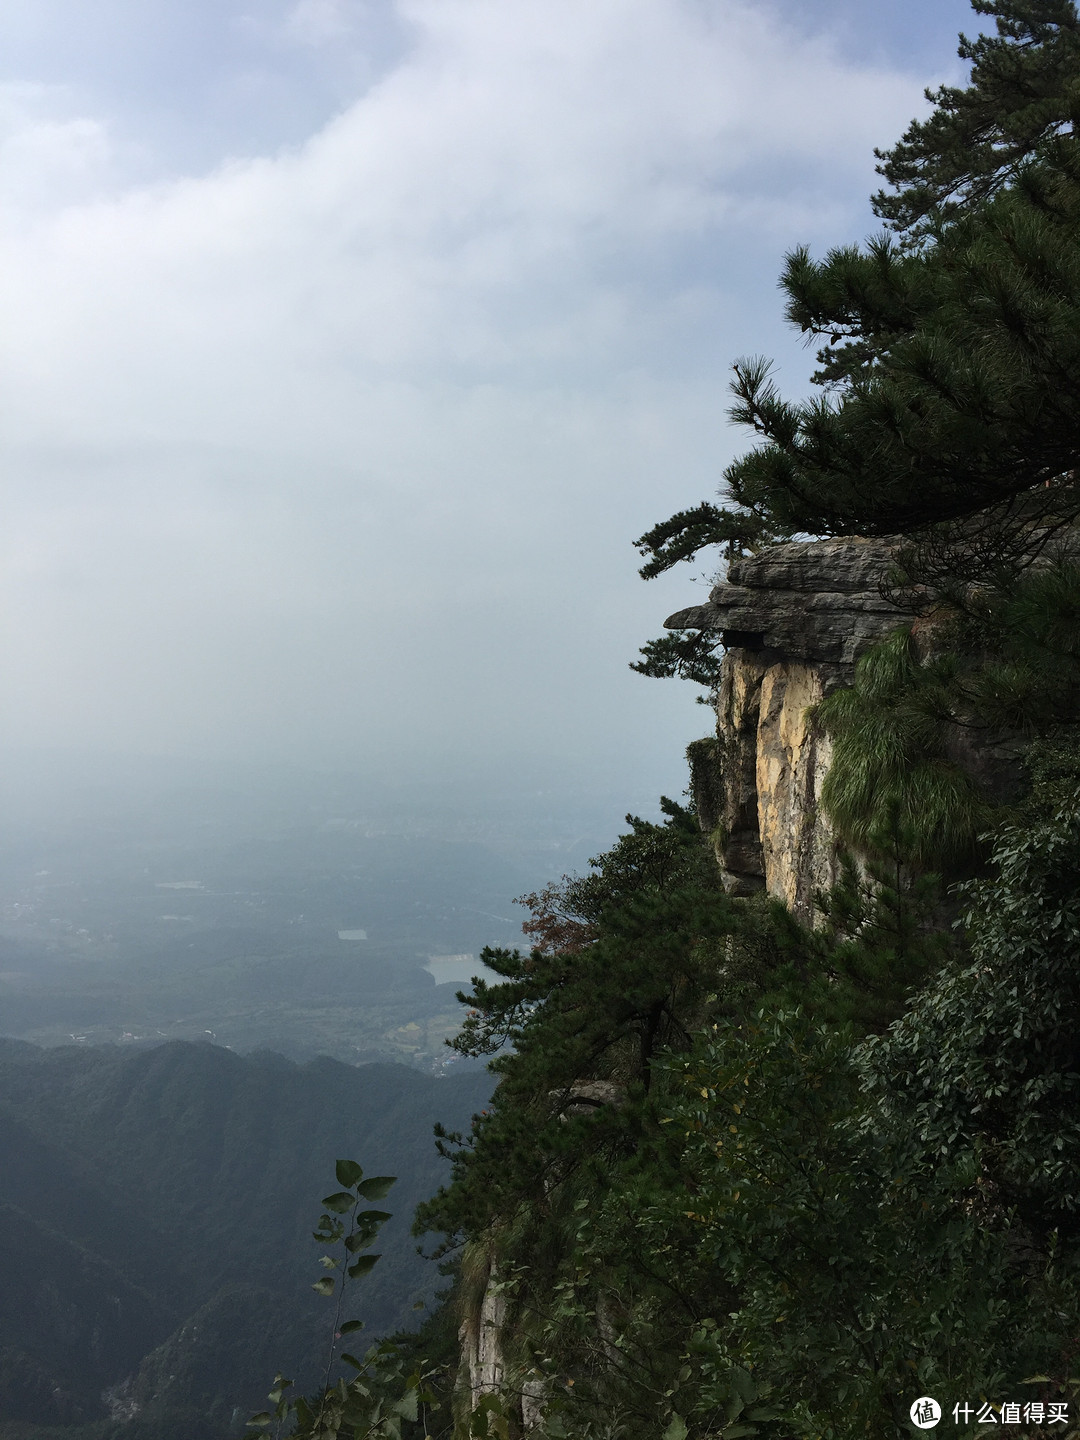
[0,752,646,1067]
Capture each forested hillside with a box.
[0,1040,492,1439]
[256,4,1080,1437]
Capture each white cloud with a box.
[0,0,934,782]
[0,83,118,217]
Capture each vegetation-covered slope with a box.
[0,1040,492,1439]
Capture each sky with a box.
[0,0,978,810]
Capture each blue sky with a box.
[0,0,977,807]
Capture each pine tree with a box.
[635,0,1080,586]
[874,0,1080,238]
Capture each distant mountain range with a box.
[0,1038,492,1439]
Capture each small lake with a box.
[424,953,501,986]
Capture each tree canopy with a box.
[635,0,1080,588]
[874,0,1080,237]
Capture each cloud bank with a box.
[0,0,942,794]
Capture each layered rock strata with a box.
[668,538,906,918]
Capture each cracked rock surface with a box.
[668,537,906,919]
[665,537,904,675]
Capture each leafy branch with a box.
[249,1162,441,1440]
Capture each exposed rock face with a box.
[454,538,948,1425]
[669,538,907,918]
[666,537,903,678]
[458,1083,628,1430]
[459,1265,552,1433]
[459,1260,506,1408]
[557,1079,625,1118]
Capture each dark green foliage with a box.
[809,562,1080,869]
[638,158,1080,573]
[722,154,1080,538]
[431,794,1080,1438]
[635,3,1080,588]
[407,784,971,1435]
[873,0,1080,238]
[381,1281,463,1440]
[632,503,779,581]
[862,786,1080,1237]
[654,999,1080,1438]
[960,559,1080,730]
[779,232,941,389]
[684,736,726,839]
[397,727,1080,1434]
[629,631,724,696]
[1023,723,1080,808]
[407,807,835,1432]
[806,834,955,1032]
[415,802,745,1245]
[815,629,995,869]
[657,1014,940,1437]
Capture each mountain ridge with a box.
[0,1038,492,1437]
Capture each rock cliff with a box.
[454,536,1043,1429]
[668,538,906,919]
[453,538,947,1428]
